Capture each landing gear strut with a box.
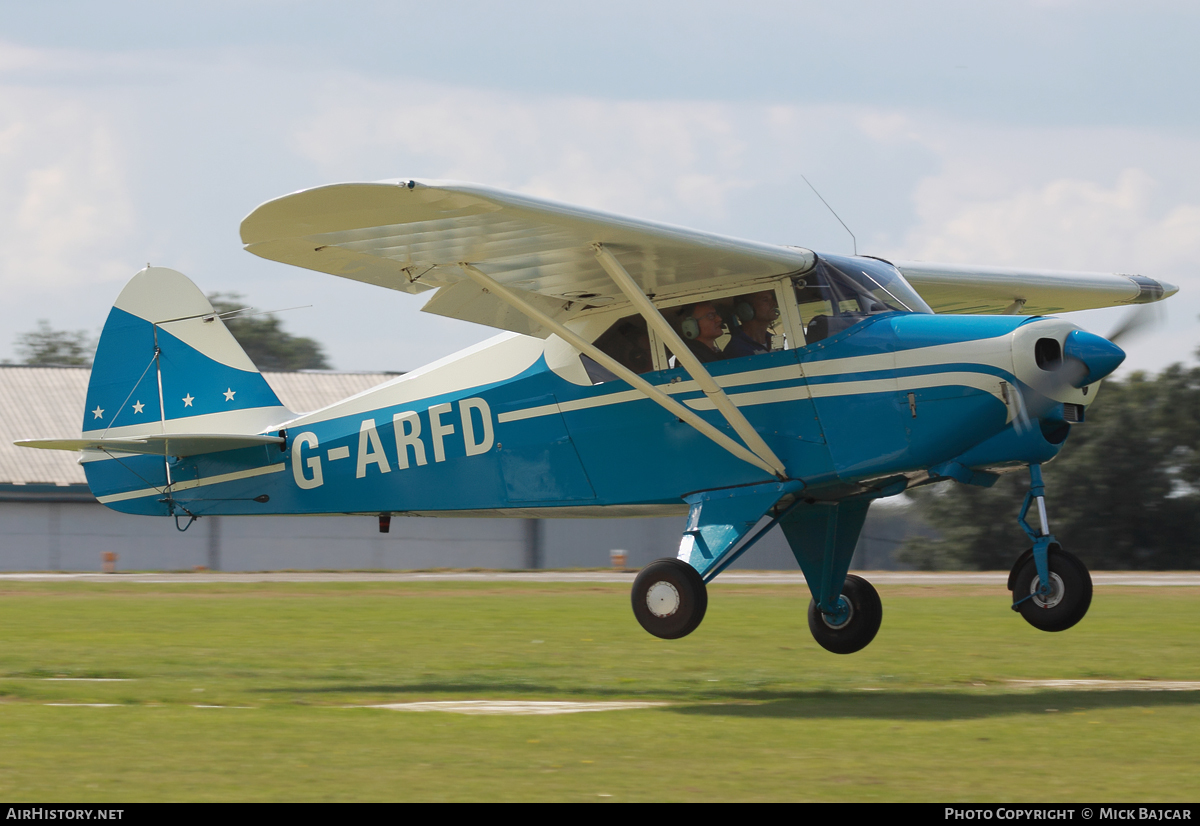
[1008,464,1092,631]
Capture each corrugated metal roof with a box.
[263,371,400,414]
[0,366,397,486]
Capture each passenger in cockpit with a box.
[724,290,779,359]
[678,302,727,364]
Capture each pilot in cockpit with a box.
[677,302,727,364]
[724,290,779,359]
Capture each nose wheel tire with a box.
[807,574,882,654]
[1010,547,1092,632]
[631,558,708,639]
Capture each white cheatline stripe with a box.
[498,386,687,423]
[359,700,669,715]
[495,364,805,424]
[497,402,560,423]
[560,388,648,413]
[684,371,1005,411]
[685,384,808,411]
[499,354,1010,422]
[805,333,1013,377]
[819,371,1005,401]
[802,351,895,377]
[96,462,285,504]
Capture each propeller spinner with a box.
[1009,318,1127,435]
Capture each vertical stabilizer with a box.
[81,267,294,515]
[84,267,292,438]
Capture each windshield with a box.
[795,253,931,343]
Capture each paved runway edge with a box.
[2,571,1199,585]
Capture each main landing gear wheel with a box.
[631,558,708,639]
[1010,547,1092,632]
[807,574,882,655]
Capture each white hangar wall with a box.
[0,500,530,572]
[0,499,908,573]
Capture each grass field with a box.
[1,578,1198,802]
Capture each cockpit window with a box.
[582,314,654,383]
[796,254,931,343]
[721,290,784,360]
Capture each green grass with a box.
[0,580,1197,801]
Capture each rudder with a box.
[82,266,293,514]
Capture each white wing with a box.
[894,261,1176,315]
[240,180,815,336]
[240,179,1177,334]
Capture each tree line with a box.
[10,292,329,371]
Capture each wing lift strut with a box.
[457,245,787,480]
[459,246,796,584]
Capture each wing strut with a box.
[457,264,781,478]
[592,244,788,479]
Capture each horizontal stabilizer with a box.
[16,433,285,457]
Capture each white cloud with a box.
[893,157,1200,374]
[291,79,759,226]
[903,168,1169,268]
[0,41,1195,374]
[0,88,135,293]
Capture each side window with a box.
[794,255,932,344]
[664,290,792,368]
[582,314,654,383]
[794,275,838,342]
[795,270,870,344]
[663,302,731,368]
[721,290,785,361]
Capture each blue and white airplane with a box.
[17,180,1178,653]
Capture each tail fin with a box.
[84,266,292,438]
[77,267,293,515]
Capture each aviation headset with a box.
[680,302,775,340]
[678,305,702,340]
[734,294,782,325]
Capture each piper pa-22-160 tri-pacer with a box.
[18,180,1178,653]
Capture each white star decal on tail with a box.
[92,406,104,420]
[182,394,194,407]
[223,388,236,402]
[132,401,144,414]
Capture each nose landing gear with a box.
[1007,464,1093,631]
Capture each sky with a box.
[1,1,1197,374]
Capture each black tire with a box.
[631,558,708,639]
[1011,546,1092,632]
[807,574,882,655]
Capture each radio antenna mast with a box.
[802,175,857,256]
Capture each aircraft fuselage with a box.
[87,311,1092,518]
